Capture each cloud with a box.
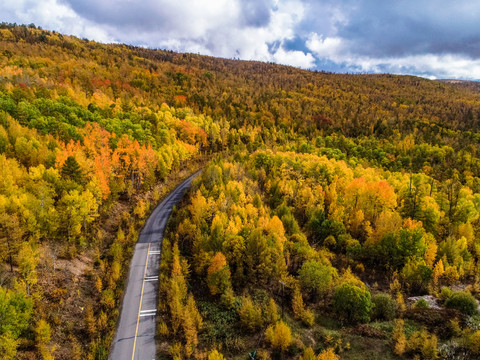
[1,0,113,42]
[2,0,480,78]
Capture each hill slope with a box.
[1,24,480,359]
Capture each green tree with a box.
[333,282,373,324]
[61,155,82,181]
[298,260,335,298]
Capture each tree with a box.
[265,321,292,353]
[208,350,226,360]
[35,319,51,347]
[298,260,335,298]
[265,298,279,324]
[300,347,316,360]
[238,296,263,331]
[333,282,373,324]
[17,241,39,295]
[61,155,82,181]
[0,211,24,272]
[207,252,231,295]
[0,332,18,360]
[0,287,33,357]
[317,348,339,360]
[392,319,406,356]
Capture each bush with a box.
[445,291,478,316]
[439,287,453,301]
[238,296,263,331]
[372,293,396,321]
[415,298,430,309]
[469,330,480,355]
[333,282,373,324]
[265,321,292,352]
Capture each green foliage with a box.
[298,259,335,298]
[238,296,263,331]
[371,293,396,321]
[439,287,453,300]
[445,291,478,316]
[376,227,427,270]
[415,299,430,309]
[0,287,33,338]
[333,282,373,324]
[0,287,32,357]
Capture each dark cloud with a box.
[240,0,273,27]
[62,0,172,31]
[301,0,480,58]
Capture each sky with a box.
[2,0,480,80]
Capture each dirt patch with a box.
[55,254,93,277]
[350,324,387,339]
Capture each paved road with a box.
[110,172,199,360]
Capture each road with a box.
[110,172,199,360]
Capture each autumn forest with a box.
[2,24,480,360]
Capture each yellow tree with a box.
[265,321,292,353]
[317,348,339,360]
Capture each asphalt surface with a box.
[110,172,199,360]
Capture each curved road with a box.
[110,172,199,360]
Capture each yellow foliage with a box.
[316,348,339,360]
[208,350,226,360]
[300,347,316,360]
[392,319,406,356]
[207,252,227,275]
[425,241,438,267]
[265,321,292,352]
[469,330,480,354]
[432,260,445,285]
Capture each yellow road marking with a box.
[131,242,151,360]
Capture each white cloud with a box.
[2,0,317,69]
[1,0,113,42]
[273,47,315,68]
[306,33,344,59]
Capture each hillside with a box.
[1,23,480,359]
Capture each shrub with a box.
[317,348,339,360]
[301,309,315,327]
[238,296,263,331]
[439,287,453,301]
[469,330,480,355]
[333,282,373,324]
[265,321,292,353]
[372,293,396,321]
[407,329,438,360]
[392,319,406,356]
[445,291,478,316]
[415,298,430,309]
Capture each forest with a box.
[1,23,480,359]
